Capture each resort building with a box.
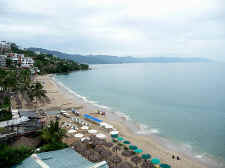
[6,53,34,67]
[21,57,34,68]
[0,55,6,67]
[13,148,108,168]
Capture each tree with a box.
[41,120,66,144]
[29,82,46,111]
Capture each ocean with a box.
[55,63,225,167]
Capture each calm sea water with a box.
[55,63,225,165]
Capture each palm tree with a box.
[41,120,66,144]
[29,82,46,111]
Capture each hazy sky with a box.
[0,0,225,60]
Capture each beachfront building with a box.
[13,148,108,168]
[0,55,6,67]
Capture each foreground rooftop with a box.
[13,148,108,168]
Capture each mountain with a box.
[28,48,211,64]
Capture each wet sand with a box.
[36,74,211,168]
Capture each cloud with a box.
[0,0,224,60]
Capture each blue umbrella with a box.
[142,154,151,160]
[160,164,171,168]
[123,140,131,145]
[134,149,143,154]
[151,158,160,164]
[129,145,138,150]
[117,137,124,141]
[111,134,118,138]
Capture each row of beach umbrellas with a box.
[112,136,171,167]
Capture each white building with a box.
[21,57,34,68]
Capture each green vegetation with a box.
[0,109,12,121]
[0,68,47,109]
[0,121,67,167]
[10,43,89,74]
[40,120,67,152]
[28,82,47,111]
[0,144,33,168]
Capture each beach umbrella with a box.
[123,140,131,145]
[100,122,108,127]
[81,137,90,142]
[111,134,118,138]
[134,149,143,154]
[105,124,113,129]
[141,154,151,160]
[96,133,106,139]
[81,126,89,130]
[151,158,160,165]
[74,133,84,138]
[110,130,119,135]
[67,129,77,134]
[117,137,124,142]
[88,129,97,134]
[129,145,138,150]
[160,164,171,168]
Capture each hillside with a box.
[28,48,211,64]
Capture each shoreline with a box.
[38,74,222,168]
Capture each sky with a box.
[0,0,225,60]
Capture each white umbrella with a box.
[81,126,89,130]
[110,130,119,135]
[88,129,98,134]
[74,133,84,138]
[81,137,90,142]
[105,124,113,129]
[96,133,106,139]
[68,129,77,134]
[100,122,108,127]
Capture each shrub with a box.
[0,110,12,121]
[40,142,68,152]
[0,144,33,168]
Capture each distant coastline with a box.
[28,47,211,64]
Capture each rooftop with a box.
[13,148,108,168]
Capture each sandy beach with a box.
[36,74,211,168]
